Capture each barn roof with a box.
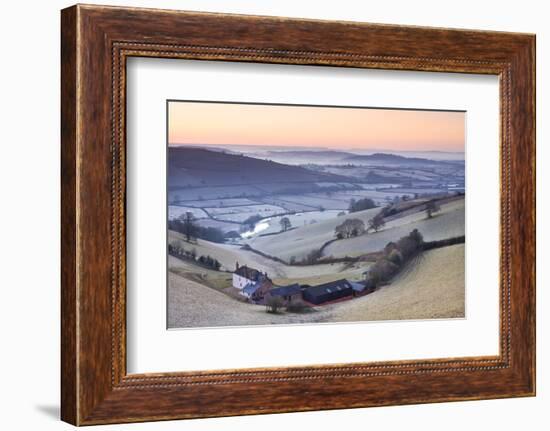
[350,281,367,292]
[304,279,352,296]
[270,284,301,297]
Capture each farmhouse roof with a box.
[234,265,261,281]
[305,279,352,296]
[270,284,301,297]
[242,282,261,296]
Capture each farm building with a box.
[233,263,269,289]
[303,279,354,305]
[233,263,273,302]
[241,278,273,302]
[350,280,376,297]
[267,284,302,304]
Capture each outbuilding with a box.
[302,279,353,305]
[350,280,376,297]
[268,283,302,304]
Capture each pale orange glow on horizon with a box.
[168,101,465,152]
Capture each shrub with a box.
[266,295,284,313]
[397,229,423,259]
[366,229,425,286]
[409,228,424,244]
[387,249,403,266]
[396,237,418,259]
[286,299,312,313]
[168,240,185,256]
[302,248,322,264]
[370,258,400,282]
[384,241,398,255]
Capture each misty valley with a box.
[167,145,465,328]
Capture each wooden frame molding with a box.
[61,4,535,425]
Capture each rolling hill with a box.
[168,243,465,328]
[323,198,465,258]
[329,243,465,321]
[245,197,464,261]
[168,147,355,188]
[245,207,381,261]
[343,152,463,167]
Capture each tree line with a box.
[348,197,377,213]
[168,240,222,271]
[366,229,424,287]
[334,197,441,241]
[168,212,226,243]
[334,213,385,240]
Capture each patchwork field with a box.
[168,205,209,220]
[205,204,286,222]
[166,146,466,328]
[178,198,261,207]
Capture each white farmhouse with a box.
[232,263,273,302]
[232,262,262,290]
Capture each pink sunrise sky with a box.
[168,101,465,152]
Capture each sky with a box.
[168,101,465,152]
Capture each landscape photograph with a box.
[167,101,466,329]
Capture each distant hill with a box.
[168,147,355,189]
[264,150,354,159]
[243,149,355,166]
[343,152,459,166]
[170,144,242,156]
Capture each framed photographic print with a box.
[61,4,536,425]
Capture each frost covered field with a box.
[166,102,466,328]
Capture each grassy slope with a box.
[168,271,336,328]
[245,206,381,261]
[244,197,464,261]
[329,244,465,321]
[323,198,464,258]
[168,230,369,281]
[168,244,465,328]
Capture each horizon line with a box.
[168,142,465,154]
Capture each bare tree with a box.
[279,216,292,232]
[368,214,386,233]
[335,219,365,239]
[266,295,284,313]
[425,199,441,219]
[179,211,196,241]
